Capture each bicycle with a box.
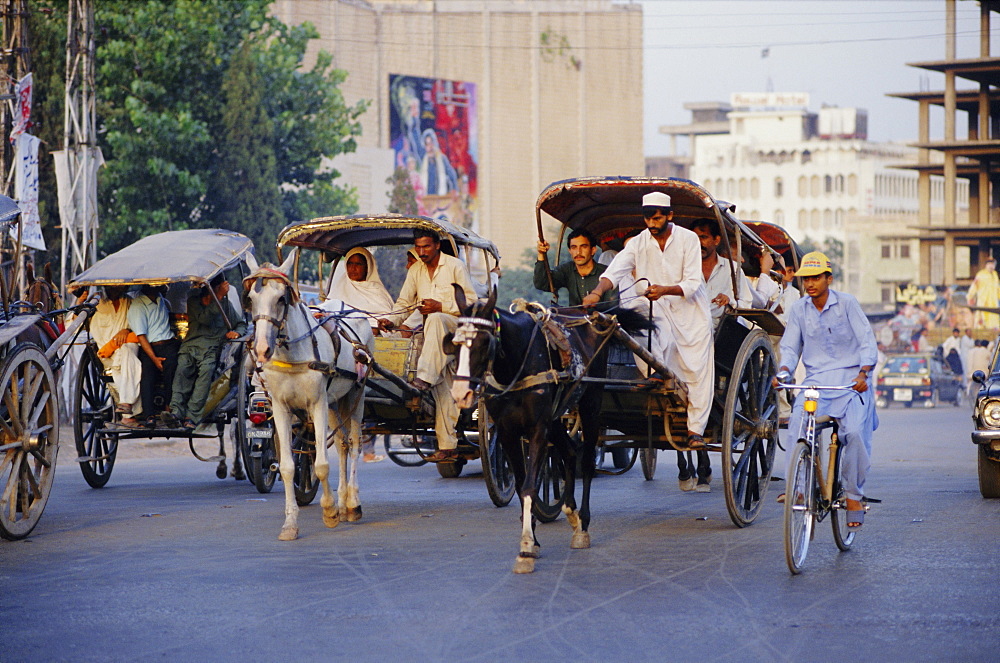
[775,375,871,574]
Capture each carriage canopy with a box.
[69,229,255,288]
[277,214,500,263]
[535,176,779,265]
[0,194,22,226]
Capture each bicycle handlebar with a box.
[774,381,860,393]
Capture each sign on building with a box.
[389,74,478,231]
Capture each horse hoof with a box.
[513,556,536,574]
[232,469,246,481]
[215,463,227,480]
[571,532,591,549]
[679,477,696,492]
[278,527,299,541]
[323,511,340,528]
[346,506,362,522]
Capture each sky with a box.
[641,0,999,155]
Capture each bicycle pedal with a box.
[863,496,882,503]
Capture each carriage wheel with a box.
[383,434,431,467]
[250,433,277,494]
[479,402,514,507]
[73,345,117,489]
[293,428,319,506]
[640,447,657,481]
[531,442,567,523]
[721,329,779,527]
[0,344,59,540]
[234,363,255,484]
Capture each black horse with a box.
[450,287,649,573]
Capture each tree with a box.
[90,0,365,254]
[211,42,284,262]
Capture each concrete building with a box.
[270,0,644,268]
[684,93,968,308]
[889,0,1000,286]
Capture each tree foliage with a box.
[24,0,367,258]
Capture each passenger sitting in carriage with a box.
[77,285,143,428]
[533,228,618,308]
[692,218,753,331]
[162,274,246,429]
[315,247,413,338]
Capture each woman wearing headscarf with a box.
[317,247,397,336]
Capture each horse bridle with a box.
[452,313,500,395]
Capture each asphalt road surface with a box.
[2,404,998,662]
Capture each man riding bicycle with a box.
[773,251,878,529]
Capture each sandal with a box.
[776,493,786,504]
[426,449,458,462]
[846,498,865,529]
[686,433,707,450]
[363,453,385,463]
[181,418,197,431]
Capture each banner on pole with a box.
[11,73,32,142]
[14,133,45,250]
[53,146,104,234]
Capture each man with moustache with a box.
[582,192,714,451]
[378,229,477,462]
[534,228,618,308]
[691,217,753,330]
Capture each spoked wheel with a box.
[721,329,779,527]
[234,368,255,485]
[479,403,514,507]
[0,344,59,540]
[383,434,431,467]
[831,440,857,551]
[784,441,815,575]
[640,447,657,481]
[531,442,567,523]
[73,345,117,489]
[293,427,319,507]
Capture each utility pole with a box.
[58,0,99,295]
[0,0,31,295]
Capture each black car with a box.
[875,353,963,409]
[970,343,1000,498]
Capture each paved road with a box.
[2,405,998,662]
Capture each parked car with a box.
[970,344,1000,498]
[875,352,963,409]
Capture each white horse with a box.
[244,251,375,541]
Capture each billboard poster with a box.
[389,74,477,230]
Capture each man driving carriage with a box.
[582,192,715,451]
[377,228,478,462]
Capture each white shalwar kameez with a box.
[90,297,142,412]
[603,225,714,435]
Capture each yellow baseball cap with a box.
[795,251,833,277]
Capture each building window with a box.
[881,244,891,259]
[727,178,735,199]
[774,209,784,224]
[798,209,807,229]
[810,208,821,230]
[848,174,858,196]
[881,286,893,304]
[739,178,748,198]
[775,177,783,198]
[835,174,844,193]
[835,208,843,227]
[798,176,808,197]
[824,175,833,194]
[750,177,759,198]
[810,175,820,197]
[900,243,910,259]
[823,209,833,229]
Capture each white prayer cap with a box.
[642,192,671,207]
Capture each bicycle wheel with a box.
[831,437,857,551]
[784,441,815,574]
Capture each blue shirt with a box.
[779,289,877,379]
[127,293,174,343]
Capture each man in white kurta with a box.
[692,218,753,330]
[88,287,142,423]
[378,230,477,460]
[583,192,715,448]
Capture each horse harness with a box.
[454,300,618,418]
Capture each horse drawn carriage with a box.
[0,194,105,539]
[258,214,513,504]
[532,176,791,528]
[68,229,257,488]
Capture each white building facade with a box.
[690,94,968,307]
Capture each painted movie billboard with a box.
[389,74,477,230]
